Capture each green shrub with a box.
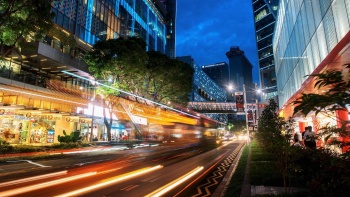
[58,130,82,143]
[13,144,43,153]
[0,138,13,153]
[292,149,350,196]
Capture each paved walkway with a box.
[240,145,251,197]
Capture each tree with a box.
[83,36,148,141]
[0,0,55,59]
[293,64,350,152]
[145,51,194,105]
[256,98,295,192]
[84,37,195,140]
[227,123,234,134]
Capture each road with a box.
[0,140,245,197]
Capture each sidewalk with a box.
[240,145,251,196]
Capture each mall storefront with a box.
[0,81,132,145]
[0,107,130,145]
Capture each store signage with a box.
[247,110,254,122]
[80,118,92,124]
[0,109,16,115]
[41,115,61,120]
[65,116,79,122]
[235,92,244,112]
[14,115,30,120]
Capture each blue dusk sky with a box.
[176,0,260,84]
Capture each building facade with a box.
[201,62,229,92]
[273,0,350,152]
[252,0,280,100]
[226,46,256,103]
[161,0,177,58]
[177,56,227,123]
[51,0,167,53]
[0,0,178,145]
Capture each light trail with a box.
[0,172,96,196]
[0,87,86,106]
[57,165,163,197]
[0,170,67,187]
[174,153,228,197]
[62,71,199,118]
[144,166,204,197]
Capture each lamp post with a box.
[228,83,253,144]
[89,87,96,143]
[243,84,250,144]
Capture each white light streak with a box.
[144,166,204,197]
[0,172,96,196]
[62,71,199,118]
[57,165,163,197]
[0,171,67,187]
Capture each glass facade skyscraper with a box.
[161,0,176,58]
[0,0,177,145]
[177,56,227,123]
[226,46,256,103]
[51,0,167,53]
[252,0,280,100]
[273,0,350,153]
[274,0,350,110]
[201,62,229,91]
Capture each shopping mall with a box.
[273,0,350,153]
[0,0,221,145]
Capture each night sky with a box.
[176,0,259,84]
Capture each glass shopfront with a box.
[0,106,135,145]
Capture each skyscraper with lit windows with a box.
[252,0,280,100]
[0,0,176,145]
[161,0,176,58]
[51,0,168,53]
[177,56,227,123]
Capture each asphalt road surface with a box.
[0,140,245,197]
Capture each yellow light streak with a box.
[0,172,96,196]
[144,166,204,197]
[0,171,67,188]
[57,165,163,197]
[0,87,87,106]
[62,71,199,119]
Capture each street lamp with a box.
[227,83,258,144]
[243,84,250,144]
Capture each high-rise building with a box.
[176,56,226,103]
[51,0,168,53]
[226,46,255,102]
[201,62,229,91]
[0,0,174,145]
[161,0,176,58]
[273,0,350,152]
[252,0,280,100]
[177,56,227,123]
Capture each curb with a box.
[212,143,246,197]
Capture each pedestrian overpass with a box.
[187,102,264,114]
